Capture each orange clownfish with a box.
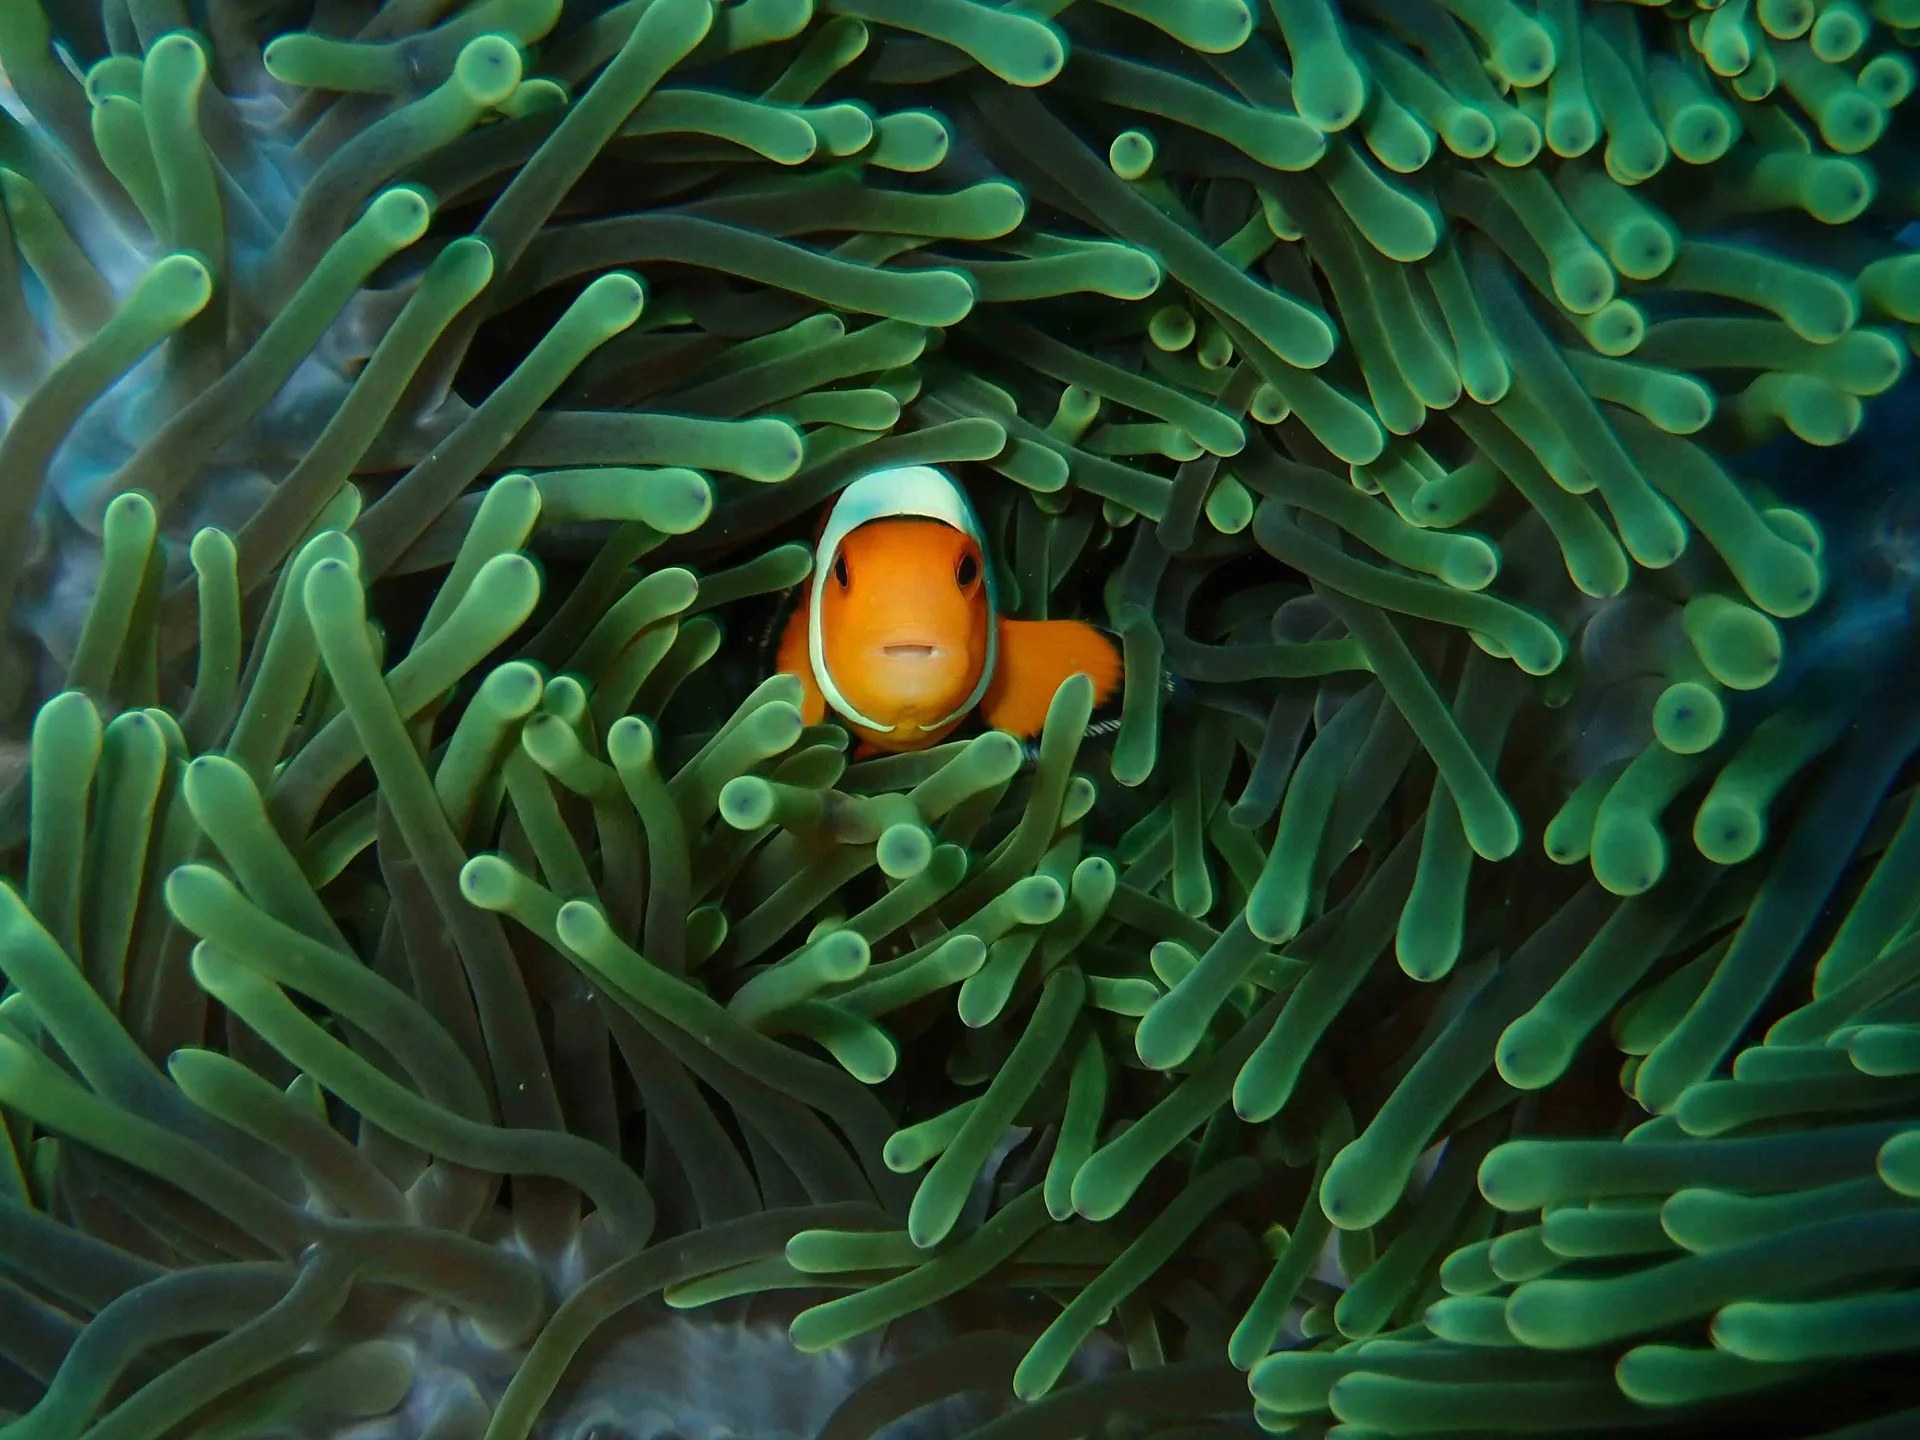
[776,465,1124,754]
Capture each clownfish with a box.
[775,465,1124,754]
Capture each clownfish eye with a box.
[833,553,850,588]
[956,553,979,589]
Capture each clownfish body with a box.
[776,466,1123,754]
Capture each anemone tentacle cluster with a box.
[1,0,1919,1436]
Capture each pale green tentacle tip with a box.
[1653,682,1724,754]
[876,823,932,879]
[959,181,1027,238]
[453,35,527,108]
[1002,874,1066,927]
[757,670,804,713]
[32,688,103,747]
[1491,19,1556,89]
[1131,991,1195,1073]
[259,34,312,85]
[161,861,239,927]
[464,554,542,623]
[555,898,616,958]
[146,30,210,86]
[824,935,872,985]
[577,271,648,339]
[501,78,571,118]
[1150,306,1197,351]
[870,110,951,173]
[1762,506,1822,557]
[607,714,657,770]
[717,776,775,830]
[136,253,216,323]
[1111,129,1156,181]
[189,525,236,580]
[180,751,256,815]
[1316,1137,1400,1231]
[1502,619,1567,677]
[1437,534,1500,591]
[480,661,546,717]
[641,567,702,617]
[364,187,436,249]
[84,56,144,104]
[1683,596,1783,691]
[459,854,520,912]
[1467,793,1523,863]
[1693,794,1763,866]
[1591,804,1668,896]
[302,555,368,629]
[1747,513,1825,619]
[1578,299,1647,357]
[813,1009,895,1084]
[434,235,499,293]
[905,269,978,329]
[1176,0,1255,53]
[977,13,1068,89]
[1878,1130,1920,1196]
[102,488,158,536]
[1494,1010,1574,1092]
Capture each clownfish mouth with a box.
[882,643,941,659]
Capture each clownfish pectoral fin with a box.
[774,597,827,726]
[981,618,1124,739]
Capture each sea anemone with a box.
[2,0,1919,1437]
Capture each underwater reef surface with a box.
[4,0,1920,1436]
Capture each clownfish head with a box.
[807,466,1000,747]
[819,519,991,735]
